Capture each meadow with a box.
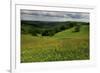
[21,22,89,63]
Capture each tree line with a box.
[21,21,89,36]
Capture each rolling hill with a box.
[21,24,89,62]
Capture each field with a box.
[21,24,89,63]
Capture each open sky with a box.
[21,9,89,22]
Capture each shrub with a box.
[74,23,81,32]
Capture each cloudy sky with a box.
[21,10,89,22]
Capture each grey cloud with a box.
[21,10,89,22]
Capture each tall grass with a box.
[21,25,89,63]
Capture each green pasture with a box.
[21,25,89,63]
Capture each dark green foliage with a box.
[60,25,66,30]
[21,21,89,36]
[29,29,37,36]
[42,29,55,36]
[74,23,81,32]
[42,30,49,36]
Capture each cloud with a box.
[21,10,89,22]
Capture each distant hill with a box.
[21,21,89,36]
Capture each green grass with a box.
[21,25,89,63]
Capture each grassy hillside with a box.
[54,25,89,38]
[21,25,89,63]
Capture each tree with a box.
[29,29,37,36]
[74,23,81,32]
[41,29,55,36]
[60,25,66,31]
[42,30,49,36]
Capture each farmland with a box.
[21,21,89,63]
